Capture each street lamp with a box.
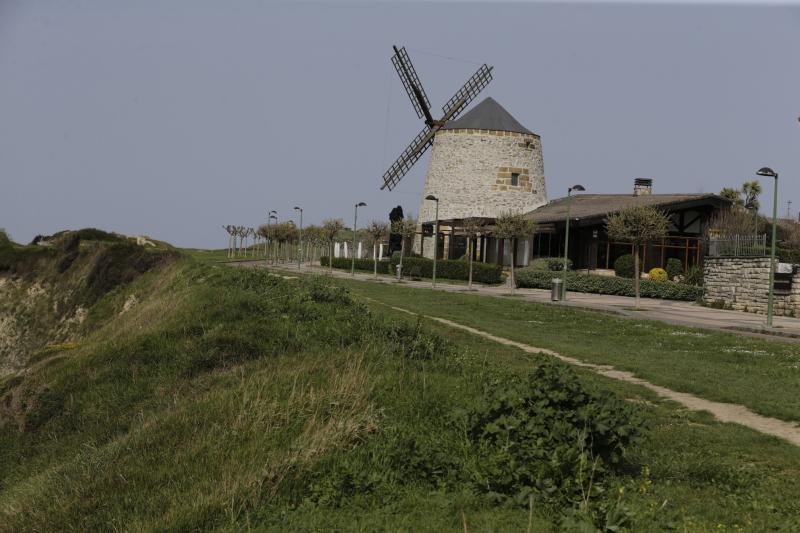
[562,184,585,299]
[425,195,439,288]
[352,202,367,276]
[294,206,303,270]
[269,211,277,265]
[756,167,778,327]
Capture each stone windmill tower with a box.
[379,46,547,258]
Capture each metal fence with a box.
[707,234,768,257]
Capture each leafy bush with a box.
[665,258,683,281]
[466,361,645,505]
[0,228,11,248]
[614,254,635,278]
[85,242,177,301]
[408,265,422,280]
[515,268,703,301]
[681,265,704,287]
[389,256,503,284]
[320,256,390,274]
[530,256,572,271]
[778,248,800,264]
[648,267,667,282]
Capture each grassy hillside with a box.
[1,235,799,530]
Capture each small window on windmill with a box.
[511,173,519,186]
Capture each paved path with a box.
[245,261,800,342]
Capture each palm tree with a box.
[391,214,417,278]
[493,212,535,293]
[322,218,345,274]
[366,221,389,279]
[461,217,486,290]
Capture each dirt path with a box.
[386,304,800,447]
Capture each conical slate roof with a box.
[442,97,535,135]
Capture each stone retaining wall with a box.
[703,256,800,316]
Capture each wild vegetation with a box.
[3,234,800,530]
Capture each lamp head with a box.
[269,210,277,215]
[293,206,301,211]
[569,184,586,192]
[756,167,777,178]
[356,202,367,207]
[425,195,439,201]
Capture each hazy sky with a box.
[2,1,798,247]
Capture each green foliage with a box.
[614,254,636,278]
[778,247,800,264]
[73,228,126,242]
[648,267,667,282]
[606,206,670,246]
[320,256,390,274]
[665,258,683,281]
[681,265,704,287]
[466,361,645,506]
[0,229,11,248]
[530,256,572,271]
[390,256,503,284]
[85,242,178,302]
[515,268,703,301]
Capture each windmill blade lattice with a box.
[380,125,437,191]
[391,46,431,120]
[441,64,493,120]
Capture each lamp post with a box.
[562,184,585,299]
[425,195,439,288]
[352,202,367,276]
[269,211,277,265]
[293,206,303,270]
[756,167,778,327]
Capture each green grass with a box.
[2,245,800,530]
[334,278,800,423]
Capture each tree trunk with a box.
[634,248,641,309]
[468,238,473,290]
[509,238,516,293]
[373,243,378,279]
[329,242,334,274]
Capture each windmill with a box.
[380,45,493,191]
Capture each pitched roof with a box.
[526,193,731,224]
[442,97,535,135]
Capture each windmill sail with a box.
[380,126,437,191]
[391,46,432,120]
[441,64,493,120]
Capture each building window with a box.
[511,173,519,186]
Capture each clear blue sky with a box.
[1,1,798,247]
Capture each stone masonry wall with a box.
[417,129,547,225]
[703,257,800,316]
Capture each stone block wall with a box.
[703,257,800,316]
[417,129,547,224]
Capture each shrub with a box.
[0,229,11,248]
[665,258,683,281]
[515,268,703,301]
[614,254,635,278]
[648,267,667,282]
[681,265,704,287]
[530,257,572,271]
[466,361,645,505]
[408,265,422,280]
[320,256,390,274]
[778,248,800,265]
[389,255,503,284]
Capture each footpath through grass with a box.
[335,278,800,423]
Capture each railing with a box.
[707,234,768,257]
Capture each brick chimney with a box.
[633,178,653,197]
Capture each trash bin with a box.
[396,264,403,281]
[551,278,563,301]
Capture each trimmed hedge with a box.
[320,256,391,274]
[779,248,800,264]
[665,258,683,281]
[514,268,703,301]
[614,254,635,278]
[390,256,503,284]
[530,257,572,271]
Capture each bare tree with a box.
[222,225,236,258]
[322,218,345,274]
[461,217,486,290]
[366,220,389,279]
[391,214,417,277]
[493,212,535,292]
[606,206,670,309]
